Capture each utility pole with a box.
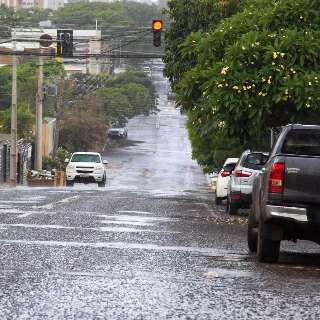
[119,39,122,69]
[10,29,17,186]
[35,49,43,171]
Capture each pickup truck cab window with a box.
[282,129,320,156]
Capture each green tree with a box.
[90,87,133,127]
[163,0,244,89]
[0,104,34,138]
[0,60,64,110]
[179,0,320,138]
[118,82,153,116]
[52,2,163,29]
[111,69,156,104]
[77,69,156,128]
[59,110,107,153]
[168,0,320,170]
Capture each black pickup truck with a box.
[248,124,320,263]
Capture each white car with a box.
[65,152,108,187]
[143,66,151,76]
[108,127,128,139]
[215,157,239,205]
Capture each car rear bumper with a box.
[265,205,308,223]
[230,191,252,208]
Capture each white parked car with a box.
[226,150,269,215]
[215,157,239,205]
[65,152,108,187]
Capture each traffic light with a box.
[57,30,73,57]
[152,20,163,47]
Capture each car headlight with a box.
[67,164,75,170]
[95,165,104,171]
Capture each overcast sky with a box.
[135,0,158,3]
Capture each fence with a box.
[0,141,33,185]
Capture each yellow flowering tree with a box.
[175,0,320,169]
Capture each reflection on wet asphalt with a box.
[0,69,320,319]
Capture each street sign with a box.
[39,34,53,48]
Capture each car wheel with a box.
[66,180,74,187]
[98,176,106,188]
[226,195,238,215]
[247,206,258,253]
[257,219,280,263]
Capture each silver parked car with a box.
[226,150,269,215]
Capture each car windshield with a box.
[71,154,100,163]
[282,130,320,156]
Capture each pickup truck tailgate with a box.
[284,156,320,204]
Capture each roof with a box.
[287,124,320,130]
[72,152,101,155]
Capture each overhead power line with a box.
[0,50,164,59]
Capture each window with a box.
[243,153,269,170]
[71,154,100,163]
[282,130,320,156]
[223,162,237,172]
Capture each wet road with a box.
[0,69,320,319]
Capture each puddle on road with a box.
[0,200,39,204]
[0,209,38,216]
[99,221,155,227]
[204,268,256,279]
[0,223,180,234]
[97,214,177,227]
[117,210,155,215]
[97,215,177,223]
[0,239,248,259]
[98,227,180,234]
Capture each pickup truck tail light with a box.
[235,170,252,178]
[220,170,231,178]
[269,162,285,193]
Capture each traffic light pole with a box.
[35,50,43,171]
[10,29,17,186]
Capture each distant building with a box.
[0,28,111,75]
[0,0,63,10]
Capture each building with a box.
[42,117,56,157]
[0,28,110,75]
[0,0,63,10]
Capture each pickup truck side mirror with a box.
[103,160,109,165]
[64,158,69,163]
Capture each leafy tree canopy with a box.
[163,0,245,89]
[59,109,107,153]
[165,0,320,171]
[0,2,165,29]
[0,104,34,138]
[178,0,320,141]
[0,60,64,110]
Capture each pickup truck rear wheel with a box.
[247,207,258,253]
[257,220,280,263]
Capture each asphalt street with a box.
[0,68,320,319]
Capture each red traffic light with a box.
[152,20,163,32]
